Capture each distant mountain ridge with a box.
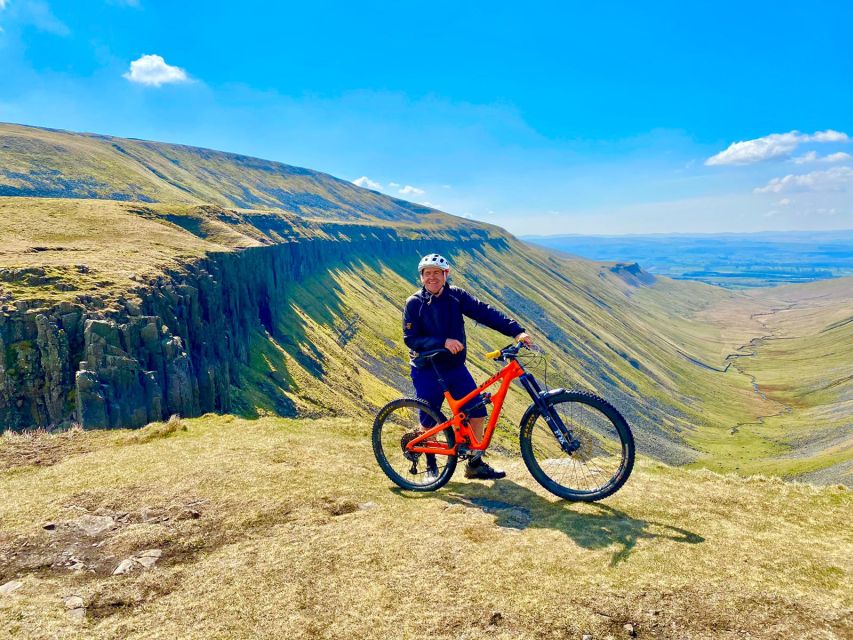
[524,230,853,288]
[0,122,435,222]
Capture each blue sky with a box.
[1,1,852,234]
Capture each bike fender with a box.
[519,388,566,436]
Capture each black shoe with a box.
[464,460,506,480]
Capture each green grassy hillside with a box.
[0,418,849,639]
[0,123,433,222]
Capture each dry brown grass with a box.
[0,424,101,471]
[124,415,187,445]
[0,414,850,639]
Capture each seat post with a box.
[429,357,450,392]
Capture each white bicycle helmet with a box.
[418,253,450,272]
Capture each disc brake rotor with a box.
[571,428,595,462]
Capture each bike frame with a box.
[408,358,532,456]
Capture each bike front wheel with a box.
[372,398,457,491]
[519,390,634,501]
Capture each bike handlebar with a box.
[484,341,528,361]
[415,341,532,364]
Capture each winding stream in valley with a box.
[723,304,796,435]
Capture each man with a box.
[403,253,533,480]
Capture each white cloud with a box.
[792,150,851,164]
[123,54,189,87]
[706,129,850,166]
[778,198,791,206]
[0,1,8,10]
[351,179,429,197]
[754,166,853,194]
[352,176,382,190]
[811,130,849,143]
[706,132,801,166]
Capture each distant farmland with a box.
[524,230,853,288]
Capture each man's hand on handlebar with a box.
[514,332,533,349]
[444,338,465,354]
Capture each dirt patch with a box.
[86,574,179,621]
[0,494,265,623]
[456,496,533,530]
[0,417,187,472]
[0,490,210,584]
[0,482,317,624]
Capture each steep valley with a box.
[0,123,851,486]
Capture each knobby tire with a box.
[519,390,634,501]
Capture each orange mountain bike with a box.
[372,342,635,502]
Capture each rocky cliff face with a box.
[0,229,505,431]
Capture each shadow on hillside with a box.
[392,479,703,566]
[230,252,407,418]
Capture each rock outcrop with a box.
[610,262,657,287]
[1,229,505,430]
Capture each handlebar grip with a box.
[484,349,502,360]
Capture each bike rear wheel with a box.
[372,398,457,491]
[519,390,634,501]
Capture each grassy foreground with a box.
[0,416,850,639]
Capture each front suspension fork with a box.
[519,375,581,454]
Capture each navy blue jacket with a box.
[403,285,524,369]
